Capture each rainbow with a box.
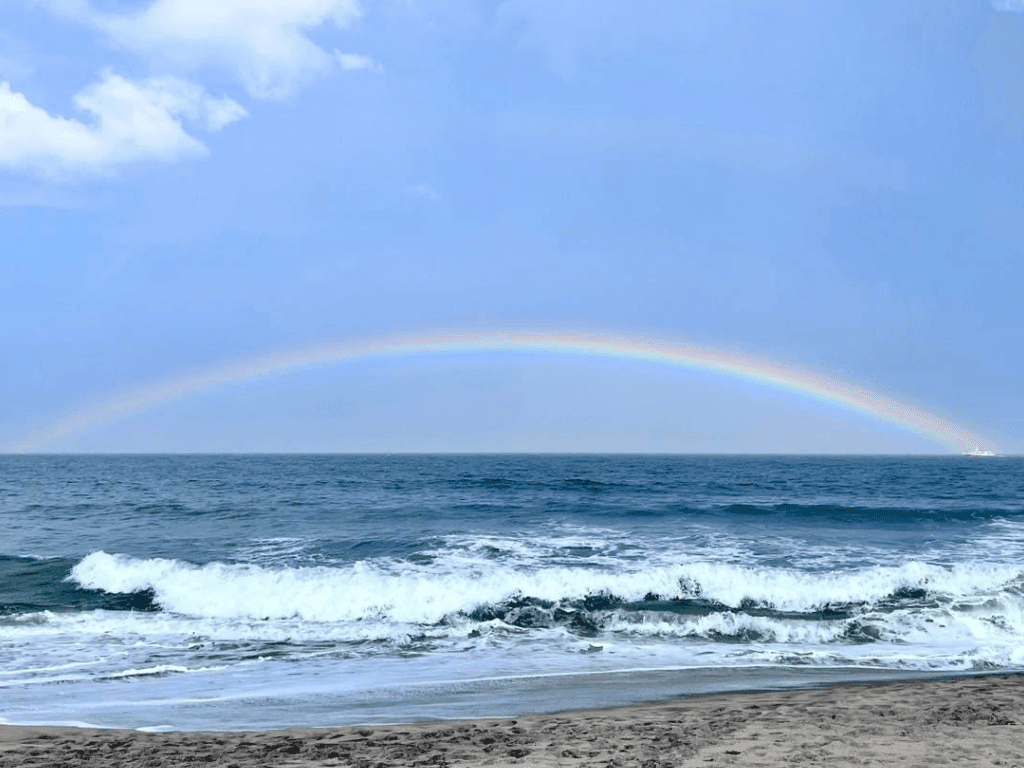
[6,329,993,453]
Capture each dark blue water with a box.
[1,455,1022,730]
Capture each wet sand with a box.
[2,674,1022,767]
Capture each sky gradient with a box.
[2,0,1023,453]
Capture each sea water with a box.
[1,454,1022,730]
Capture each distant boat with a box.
[963,447,998,457]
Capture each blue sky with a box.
[2,0,1023,453]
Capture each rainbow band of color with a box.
[7,330,991,453]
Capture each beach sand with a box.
[2,674,1022,767]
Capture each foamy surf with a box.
[68,549,1023,622]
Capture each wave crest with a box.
[69,551,1022,629]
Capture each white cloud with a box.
[5,0,374,181]
[335,52,383,73]
[992,0,1024,12]
[0,72,246,179]
[85,0,364,99]
[200,93,250,130]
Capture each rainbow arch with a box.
[7,330,992,453]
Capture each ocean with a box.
[1,454,1022,731]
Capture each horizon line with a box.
[1,451,1012,457]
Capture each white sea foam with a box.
[0,665,216,688]
[0,659,104,676]
[605,611,854,644]
[99,664,215,680]
[69,550,1023,624]
[0,673,93,688]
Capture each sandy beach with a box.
[2,674,1022,767]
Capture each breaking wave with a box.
[67,551,1024,649]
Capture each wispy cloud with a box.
[335,52,383,74]
[39,0,366,99]
[991,0,1024,12]
[0,72,245,180]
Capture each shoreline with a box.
[2,673,1023,766]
